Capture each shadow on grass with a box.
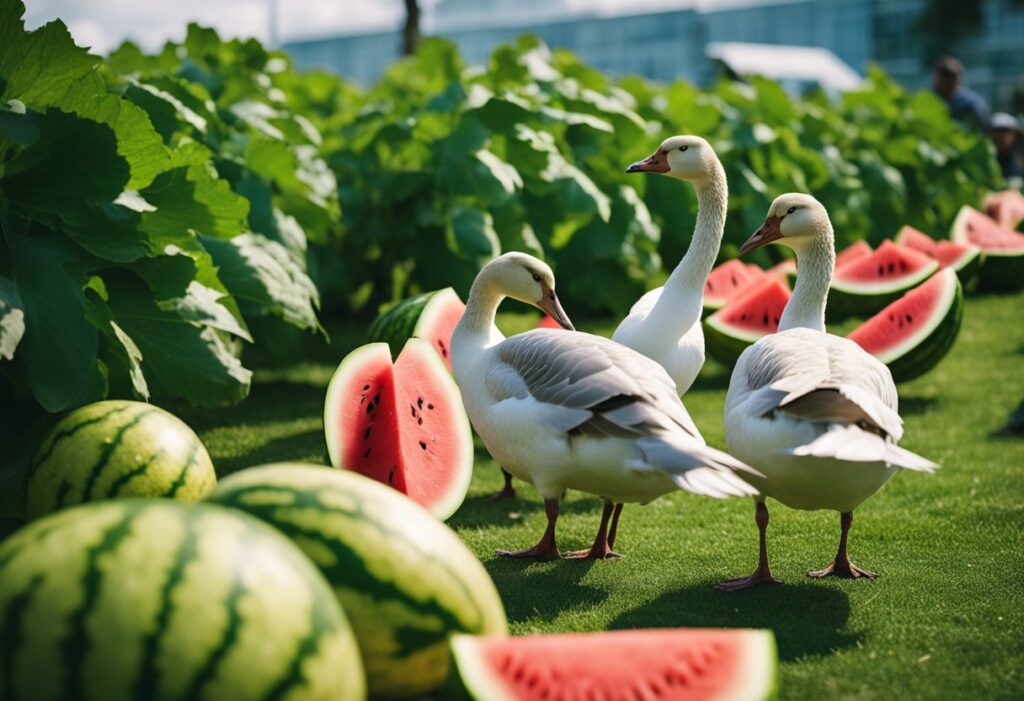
[215,429,327,477]
[450,491,605,529]
[899,395,938,416]
[485,558,610,624]
[610,582,859,661]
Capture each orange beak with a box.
[626,149,670,174]
[538,285,574,331]
[739,215,783,257]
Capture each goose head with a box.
[478,252,574,331]
[626,135,718,182]
[739,193,831,256]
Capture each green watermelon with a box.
[26,400,216,519]
[367,288,465,370]
[704,277,791,366]
[205,464,508,699]
[324,338,473,519]
[895,225,982,289]
[447,629,777,701]
[0,499,365,701]
[702,259,765,317]
[848,268,963,383]
[828,240,938,320]
[950,205,1024,291]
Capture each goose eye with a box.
[679,145,688,152]
[532,273,541,282]
[787,206,797,214]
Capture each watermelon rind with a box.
[447,629,777,701]
[0,499,365,701]
[950,205,1024,292]
[26,400,216,519]
[367,287,464,363]
[829,255,938,321]
[705,311,766,367]
[206,464,508,699]
[849,268,963,383]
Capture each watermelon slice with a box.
[835,239,872,271]
[537,314,563,329]
[895,225,982,288]
[703,259,765,317]
[984,190,1024,230]
[766,258,797,287]
[829,240,938,320]
[324,338,473,520]
[848,268,963,383]
[448,629,777,701]
[704,277,791,366]
[368,288,465,370]
[950,205,1024,291]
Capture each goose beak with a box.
[538,286,574,331]
[739,215,783,256]
[626,149,669,174]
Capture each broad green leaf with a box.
[140,160,249,242]
[104,272,251,406]
[201,233,322,333]
[0,274,25,360]
[450,206,501,261]
[83,285,149,400]
[10,233,97,412]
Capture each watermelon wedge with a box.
[835,239,872,271]
[368,288,465,370]
[895,225,982,288]
[950,205,1024,291]
[324,338,473,519]
[448,629,777,701]
[984,190,1024,230]
[703,259,765,317]
[848,268,963,383]
[829,240,938,320]
[704,277,791,366]
[537,314,563,329]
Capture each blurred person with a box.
[989,112,1022,185]
[932,56,991,130]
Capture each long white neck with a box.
[451,271,507,365]
[779,223,835,333]
[645,161,728,336]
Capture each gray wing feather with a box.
[628,436,761,498]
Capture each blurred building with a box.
[284,0,1024,108]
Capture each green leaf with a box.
[450,206,501,261]
[0,274,25,361]
[104,272,251,406]
[0,5,96,109]
[83,284,149,400]
[201,233,322,333]
[140,158,249,242]
[10,232,98,412]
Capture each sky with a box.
[21,0,729,55]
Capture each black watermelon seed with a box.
[427,403,434,410]
[417,418,423,425]
[905,314,913,323]
[363,426,372,440]
[365,403,373,415]
[363,448,371,458]
[410,404,416,417]
[419,441,427,450]
[373,392,381,405]
[363,384,370,391]
[388,467,395,483]
[417,397,424,409]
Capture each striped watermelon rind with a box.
[367,288,464,367]
[0,499,365,701]
[205,464,508,699]
[26,400,216,519]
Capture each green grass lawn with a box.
[177,290,1024,700]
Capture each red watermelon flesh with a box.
[896,226,978,270]
[711,277,791,339]
[537,315,562,329]
[951,206,1024,252]
[833,240,935,286]
[324,339,473,519]
[450,629,777,701]
[984,190,1024,230]
[767,259,796,280]
[835,239,872,271]
[704,259,765,310]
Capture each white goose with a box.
[718,194,938,590]
[614,135,728,395]
[451,252,760,560]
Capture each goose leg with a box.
[808,511,877,579]
[607,503,624,549]
[564,501,622,560]
[484,468,517,501]
[496,498,560,560]
[716,500,782,591]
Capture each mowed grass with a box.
[178,290,1024,700]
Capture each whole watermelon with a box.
[0,499,365,701]
[205,464,508,699]
[27,400,216,519]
